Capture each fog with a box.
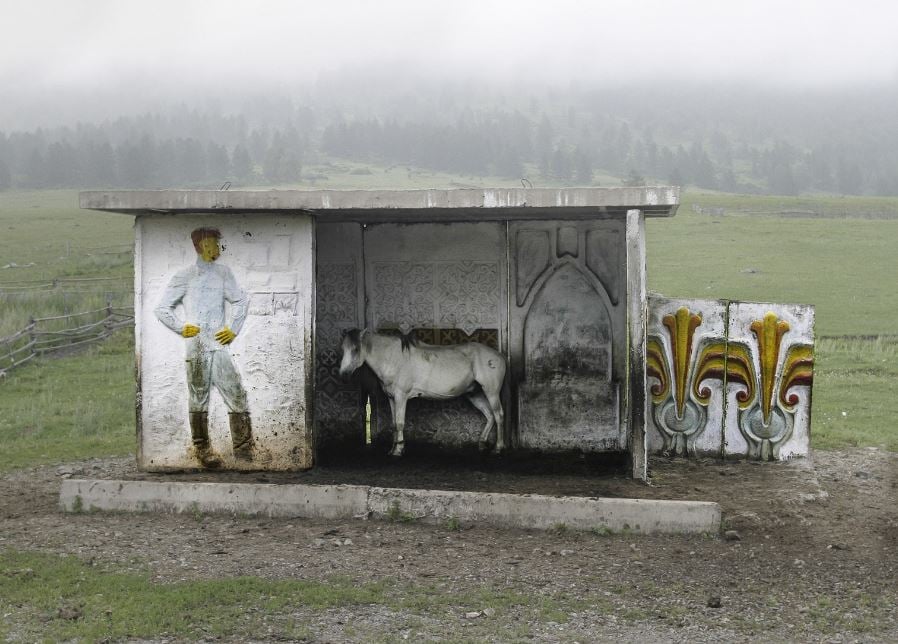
[2,0,897,128]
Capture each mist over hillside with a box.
[2,1,895,196]
[2,76,897,196]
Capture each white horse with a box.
[339,329,507,457]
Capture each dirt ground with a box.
[1,448,896,642]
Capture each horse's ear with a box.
[359,328,372,351]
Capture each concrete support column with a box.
[626,209,648,480]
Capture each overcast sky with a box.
[2,0,897,127]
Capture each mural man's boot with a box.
[189,411,221,469]
[230,412,254,463]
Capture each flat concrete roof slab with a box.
[79,187,679,221]
[60,478,720,535]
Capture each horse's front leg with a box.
[390,394,408,457]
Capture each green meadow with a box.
[0,181,896,474]
[647,192,898,337]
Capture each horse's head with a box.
[339,328,367,378]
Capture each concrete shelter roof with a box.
[79,187,679,222]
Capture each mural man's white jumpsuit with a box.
[155,257,251,463]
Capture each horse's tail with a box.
[500,358,513,447]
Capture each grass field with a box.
[0,548,609,642]
[0,332,134,472]
[0,182,896,473]
[0,190,133,335]
[647,194,898,337]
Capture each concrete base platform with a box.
[60,479,721,535]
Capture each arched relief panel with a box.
[523,263,612,382]
[510,220,626,452]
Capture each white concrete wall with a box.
[646,297,727,456]
[724,301,814,460]
[135,214,314,471]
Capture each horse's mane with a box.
[347,328,417,353]
[398,331,417,353]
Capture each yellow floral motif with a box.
[779,343,814,410]
[691,339,726,404]
[662,307,702,418]
[750,312,790,424]
[646,337,670,405]
[692,340,756,410]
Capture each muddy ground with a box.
[1,448,896,642]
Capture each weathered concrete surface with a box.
[135,214,315,472]
[369,487,719,534]
[60,479,369,520]
[625,209,649,480]
[79,187,679,220]
[646,297,815,461]
[60,479,721,535]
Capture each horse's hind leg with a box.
[466,391,495,451]
[389,394,407,457]
[484,387,506,454]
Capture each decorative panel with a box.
[370,260,500,336]
[371,262,436,333]
[510,220,626,452]
[724,302,814,460]
[436,262,500,335]
[646,297,727,456]
[646,297,815,461]
[523,264,611,382]
[314,223,365,452]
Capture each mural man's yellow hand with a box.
[215,327,237,345]
[182,324,201,338]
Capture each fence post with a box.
[104,298,114,338]
[27,317,36,363]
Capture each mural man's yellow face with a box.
[197,237,221,262]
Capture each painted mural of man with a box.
[154,227,253,468]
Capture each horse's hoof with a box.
[478,440,490,452]
[389,445,405,457]
[492,446,505,456]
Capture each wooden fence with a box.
[0,275,131,295]
[0,305,134,378]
